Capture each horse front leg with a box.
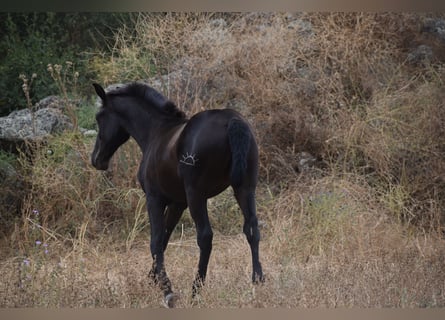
[146,195,177,307]
[162,203,187,252]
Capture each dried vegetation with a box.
[1,13,445,307]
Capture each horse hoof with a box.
[163,293,179,308]
[253,274,265,284]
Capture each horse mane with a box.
[108,82,186,119]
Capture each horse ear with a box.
[93,83,107,101]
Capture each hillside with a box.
[1,12,445,307]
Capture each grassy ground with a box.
[1,12,445,307]
[1,181,444,307]
[1,159,444,307]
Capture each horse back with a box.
[141,108,257,202]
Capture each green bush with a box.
[76,102,98,130]
[0,13,136,116]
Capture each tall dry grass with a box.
[2,178,444,307]
[107,12,445,229]
[1,12,445,307]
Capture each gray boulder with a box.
[0,108,71,142]
[407,44,433,65]
[296,151,317,173]
[0,97,72,151]
[423,18,445,43]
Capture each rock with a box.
[407,44,433,65]
[144,72,185,95]
[104,83,125,93]
[287,18,314,37]
[0,98,72,152]
[225,98,248,112]
[209,18,227,29]
[409,18,445,65]
[296,151,317,172]
[422,18,445,43]
[0,108,71,142]
[34,95,65,110]
[82,129,97,137]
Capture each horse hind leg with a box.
[234,187,264,284]
[186,191,214,297]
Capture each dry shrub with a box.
[90,12,445,228]
[0,152,25,239]
[327,70,445,229]
[129,13,326,178]
[9,132,146,256]
[3,12,445,307]
[259,176,445,307]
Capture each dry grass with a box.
[1,12,445,307]
[1,180,444,307]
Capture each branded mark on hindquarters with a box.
[180,152,199,166]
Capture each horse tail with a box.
[228,118,252,187]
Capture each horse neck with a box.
[116,100,182,154]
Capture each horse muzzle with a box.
[91,150,109,171]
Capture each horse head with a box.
[91,83,130,170]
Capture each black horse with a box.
[91,82,264,307]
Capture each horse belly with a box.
[158,168,187,203]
